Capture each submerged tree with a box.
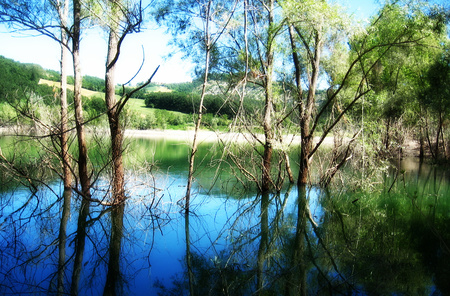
[155,0,239,294]
[102,0,159,205]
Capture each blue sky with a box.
[0,0,381,85]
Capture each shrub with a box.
[132,112,157,130]
[0,103,16,125]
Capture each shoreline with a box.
[1,127,417,154]
[123,128,337,146]
[0,126,331,146]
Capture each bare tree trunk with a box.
[261,0,275,194]
[70,4,90,293]
[105,14,125,205]
[441,124,448,160]
[419,125,425,161]
[256,2,275,293]
[284,151,295,184]
[58,0,71,190]
[298,129,312,186]
[425,116,436,160]
[72,0,91,200]
[434,113,443,160]
[185,49,209,206]
[298,31,322,186]
[288,22,310,186]
[184,2,213,295]
[57,1,71,293]
[385,118,391,151]
[184,206,195,296]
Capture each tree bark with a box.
[57,2,71,292]
[72,0,91,200]
[105,10,125,204]
[297,31,322,186]
[183,4,213,296]
[434,113,443,160]
[261,0,275,194]
[70,5,90,293]
[58,0,71,190]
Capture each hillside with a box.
[39,79,103,97]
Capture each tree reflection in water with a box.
[0,139,450,295]
[155,168,450,295]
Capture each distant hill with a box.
[38,79,103,97]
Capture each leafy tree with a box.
[419,46,450,160]
[82,75,106,92]
[284,1,447,187]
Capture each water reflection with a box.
[0,137,449,295]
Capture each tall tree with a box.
[155,0,237,294]
[419,46,450,161]
[69,2,92,295]
[259,0,276,194]
[279,0,353,186]
[101,0,158,204]
[72,0,91,202]
[55,0,72,190]
[280,0,446,187]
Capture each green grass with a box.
[127,98,154,116]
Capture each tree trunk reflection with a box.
[103,203,125,296]
[57,188,71,295]
[70,198,90,296]
[256,192,269,295]
[285,185,308,296]
[185,206,195,296]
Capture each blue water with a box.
[0,170,324,295]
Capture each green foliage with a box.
[0,56,44,103]
[165,82,199,93]
[342,1,448,145]
[0,102,16,125]
[82,75,105,92]
[125,107,191,130]
[131,113,157,130]
[35,84,58,106]
[143,91,236,118]
[84,95,107,122]
[44,69,61,82]
[419,48,450,117]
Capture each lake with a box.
[0,135,449,295]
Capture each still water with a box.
[0,136,449,295]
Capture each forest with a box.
[0,0,449,295]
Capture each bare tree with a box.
[0,0,73,187]
[99,0,159,205]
